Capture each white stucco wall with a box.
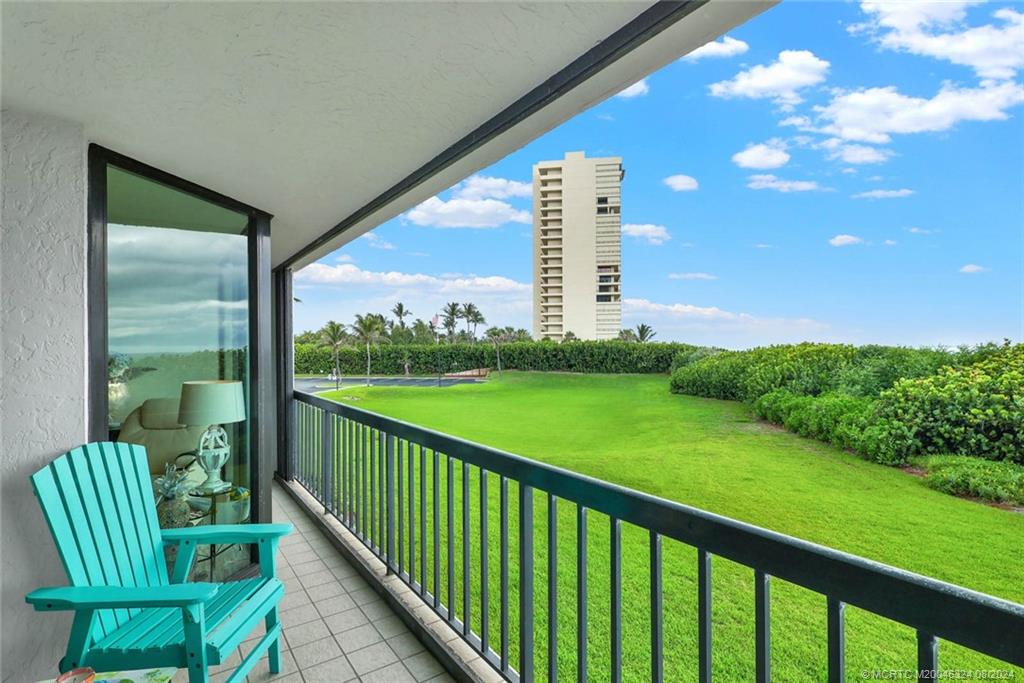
[1,108,88,681]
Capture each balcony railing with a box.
[291,390,1024,682]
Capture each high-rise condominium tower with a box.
[532,151,623,340]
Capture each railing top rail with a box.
[293,390,1024,666]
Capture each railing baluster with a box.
[828,597,845,683]
[420,445,427,596]
[500,476,510,673]
[370,428,376,551]
[650,531,663,683]
[408,440,415,584]
[547,494,557,683]
[397,438,404,572]
[379,430,386,554]
[520,484,535,682]
[577,505,588,683]
[755,570,771,683]
[348,419,355,527]
[917,631,938,680]
[360,424,367,540]
[610,517,622,683]
[462,461,471,637]
[320,410,331,513]
[447,454,455,624]
[480,469,490,655]
[432,449,440,610]
[386,433,396,572]
[698,549,712,683]
[341,418,348,523]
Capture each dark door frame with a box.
[86,144,275,527]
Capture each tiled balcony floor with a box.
[176,482,454,683]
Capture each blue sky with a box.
[296,1,1024,348]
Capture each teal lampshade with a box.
[178,380,246,426]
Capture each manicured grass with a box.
[318,372,1023,681]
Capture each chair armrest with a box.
[26,584,218,611]
[162,523,293,546]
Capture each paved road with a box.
[294,376,482,393]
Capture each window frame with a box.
[86,144,275,529]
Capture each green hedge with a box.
[917,455,1024,505]
[296,341,700,376]
[678,342,1021,467]
[668,342,974,402]
[873,344,1024,463]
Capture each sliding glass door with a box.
[89,147,272,581]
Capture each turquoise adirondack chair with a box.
[25,442,293,683]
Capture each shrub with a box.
[835,345,951,396]
[873,343,1024,463]
[295,341,696,376]
[671,343,857,401]
[669,346,721,373]
[670,350,751,400]
[753,390,875,450]
[917,455,1024,505]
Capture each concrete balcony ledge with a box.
[273,479,502,683]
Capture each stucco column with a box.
[1,108,88,681]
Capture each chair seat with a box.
[93,577,281,665]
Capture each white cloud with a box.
[623,298,830,346]
[747,174,825,193]
[884,239,898,246]
[617,79,650,98]
[826,142,892,164]
[732,139,791,169]
[907,226,933,234]
[780,115,813,128]
[296,263,530,294]
[816,81,1024,143]
[669,272,718,281]
[360,233,396,250]
[829,234,864,247]
[710,50,830,108]
[853,3,1024,79]
[841,167,858,175]
[406,196,530,229]
[454,175,531,200]
[683,35,750,61]
[663,174,699,191]
[754,243,775,249]
[335,253,354,263]
[622,223,671,245]
[959,263,989,273]
[852,188,914,199]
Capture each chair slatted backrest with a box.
[31,442,169,641]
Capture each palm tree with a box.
[617,328,639,343]
[485,327,508,373]
[561,331,578,343]
[635,323,656,343]
[391,302,411,329]
[350,313,389,386]
[463,304,485,339]
[411,318,433,344]
[441,302,460,342]
[460,303,480,336]
[320,320,347,388]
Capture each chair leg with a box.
[182,606,210,683]
[265,606,281,674]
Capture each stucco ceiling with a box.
[2,1,772,268]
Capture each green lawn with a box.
[318,372,1022,681]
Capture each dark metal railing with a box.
[292,390,1024,681]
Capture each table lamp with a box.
[178,380,246,494]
